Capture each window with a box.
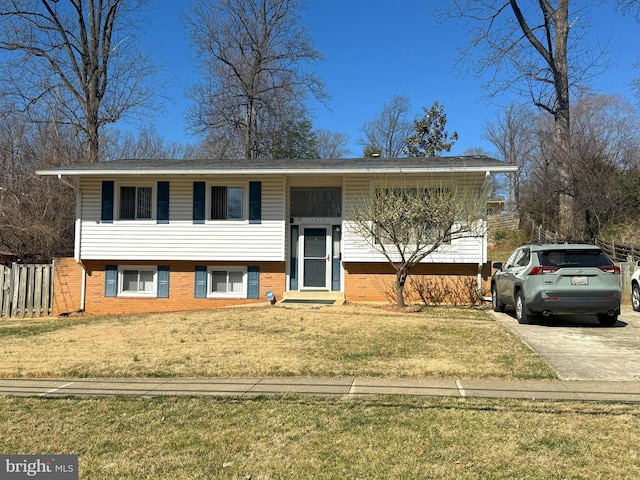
[120,186,152,220]
[516,248,531,267]
[119,266,156,296]
[290,187,341,217]
[211,186,243,220]
[208,267,246,297]
[105,265,169,298]
[372,187,451,246]
[539,249,613,268]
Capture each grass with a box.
[487,228,532,264]
[1,303,636,478]
[0,304,555,379]
[0,395,638,479]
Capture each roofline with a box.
[37,165,518,176]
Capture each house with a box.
[37,156,517,315]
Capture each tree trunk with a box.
[87,120,100,163]
[395,267,409,308]
[546,0,574,238]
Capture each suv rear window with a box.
[538,249,613,268]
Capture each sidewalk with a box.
[1,377,639,403]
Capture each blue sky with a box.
[138,1,640,157]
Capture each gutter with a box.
[37,166,519,177]
[56,174,79,191]
[477,171,493,302]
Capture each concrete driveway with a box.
[493,307,640,381]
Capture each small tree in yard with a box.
[349,178,490,307]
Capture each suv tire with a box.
[633,283,640,312]
[492,285,505,313]
[515,291,532,324]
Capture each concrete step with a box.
[281,291,346,305]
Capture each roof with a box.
[37,155,518,177]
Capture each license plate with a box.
[571,276,588,285]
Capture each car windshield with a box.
[538,249,612,268]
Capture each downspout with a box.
[80,261,86,312]
[478,170,492,302]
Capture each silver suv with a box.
[491,243,621,326]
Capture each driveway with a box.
[493,307,640,381]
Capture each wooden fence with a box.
[0,263,53,318]
[519,215,640,263]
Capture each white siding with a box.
[341,173,487,264]
[77,171,489,264]
[79,176,285,261]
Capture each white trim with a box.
[300,225,332,290]
[205,182,247,222]
[207,266,247,298]
[117,265,157,297]
[115,181,156,221]
[74,190,82,262]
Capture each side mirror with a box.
[492,261,503,271]
[636,260,640,268]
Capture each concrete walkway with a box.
[1,377,639,403]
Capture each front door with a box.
[301,226,331,289]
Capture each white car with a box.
[632,260,640,311]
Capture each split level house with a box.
[37,156,517,315]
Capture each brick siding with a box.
[81,260,285,316]
[344,262,492,303]
[52,258,83,316]
[53,257,492,316]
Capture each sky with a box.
[136,0,640,157]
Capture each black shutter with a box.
[193,182,205,223]
[249,181,261,223]
[101,181,114,222]
[157,181,169,223]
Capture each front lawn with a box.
[0,304,554,379]
[0,395,638,479]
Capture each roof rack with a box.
[525,239,594,246]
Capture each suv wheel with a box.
[597,312,618,327]
[515,291,532,324]
[633,283,640,312]
[492,285,505,313]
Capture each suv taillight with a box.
[599,266,621,274]
[529,266,559,275]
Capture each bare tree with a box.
[0,108,79,261]
[103,125,198,161]
[483,104,536,211]
[519,93,640,238]
[349,178,489,307]
[359,95,413,157]
[568,93,640,238]
[185,0,327,159]
[443,1,608,235]
[315,129,350,158]
[0,0,164,163]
